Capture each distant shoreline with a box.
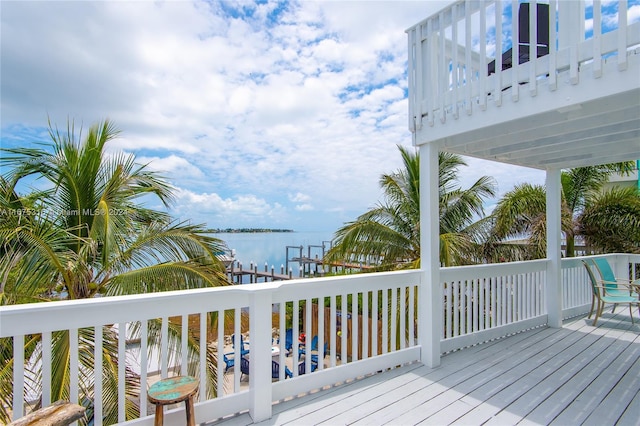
[212,228,295,233]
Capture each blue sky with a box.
[1,1,638,233]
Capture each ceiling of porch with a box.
[442,89,639,170]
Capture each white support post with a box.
[249,288,273,422]
[546,169,563,328]
[419,142,441,367]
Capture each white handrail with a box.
[2,254,639,424]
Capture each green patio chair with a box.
[592,257,640,315]
[590,258,632,315]
[582,260,639,326]
[593,258,639,292]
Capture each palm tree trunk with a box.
[565,234,575,257]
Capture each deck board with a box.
[522,332,633,424]
[206,308,640,426]
[480,330,623,423]
[617,386,640,426]
[452,330,586,424]
[271,366,419,425]
[560,336,640,425]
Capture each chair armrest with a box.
[595,282,640,297]
[602,278,635,284]
[596,280,638,294]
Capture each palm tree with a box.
[488,163,635,259]
[579,187,640,254]
[324,145,496,269]
[0,119,229,424]
[486,182,568,260]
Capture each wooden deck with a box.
[205,307,640,425]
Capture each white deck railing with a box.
[407,0,640,132]
[440,259,548,353]
[2,254,638,425]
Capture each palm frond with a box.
[106,262,228,296]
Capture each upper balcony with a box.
[406,0,640,170]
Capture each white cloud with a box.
[138,154,205,179]
[2,0,565,232]
[295,204,314,211]
[289,192,311,203]
[174,188,289,227]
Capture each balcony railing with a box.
[2,254,639,425]
[406,0,640,133]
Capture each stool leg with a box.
[154,404,164,426]
[185,395,195,426]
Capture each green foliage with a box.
[0,118,229,301]
[324,145,496,269]
[0,118,230,424]
[579,187,640,254]
[486,162,637,259]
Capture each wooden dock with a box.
[226,263,294,284]
[291,257,375,272]
[286,243,376,275]
[225,243,376,284]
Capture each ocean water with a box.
[214,231,335,276]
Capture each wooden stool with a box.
[148,376,199,426]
